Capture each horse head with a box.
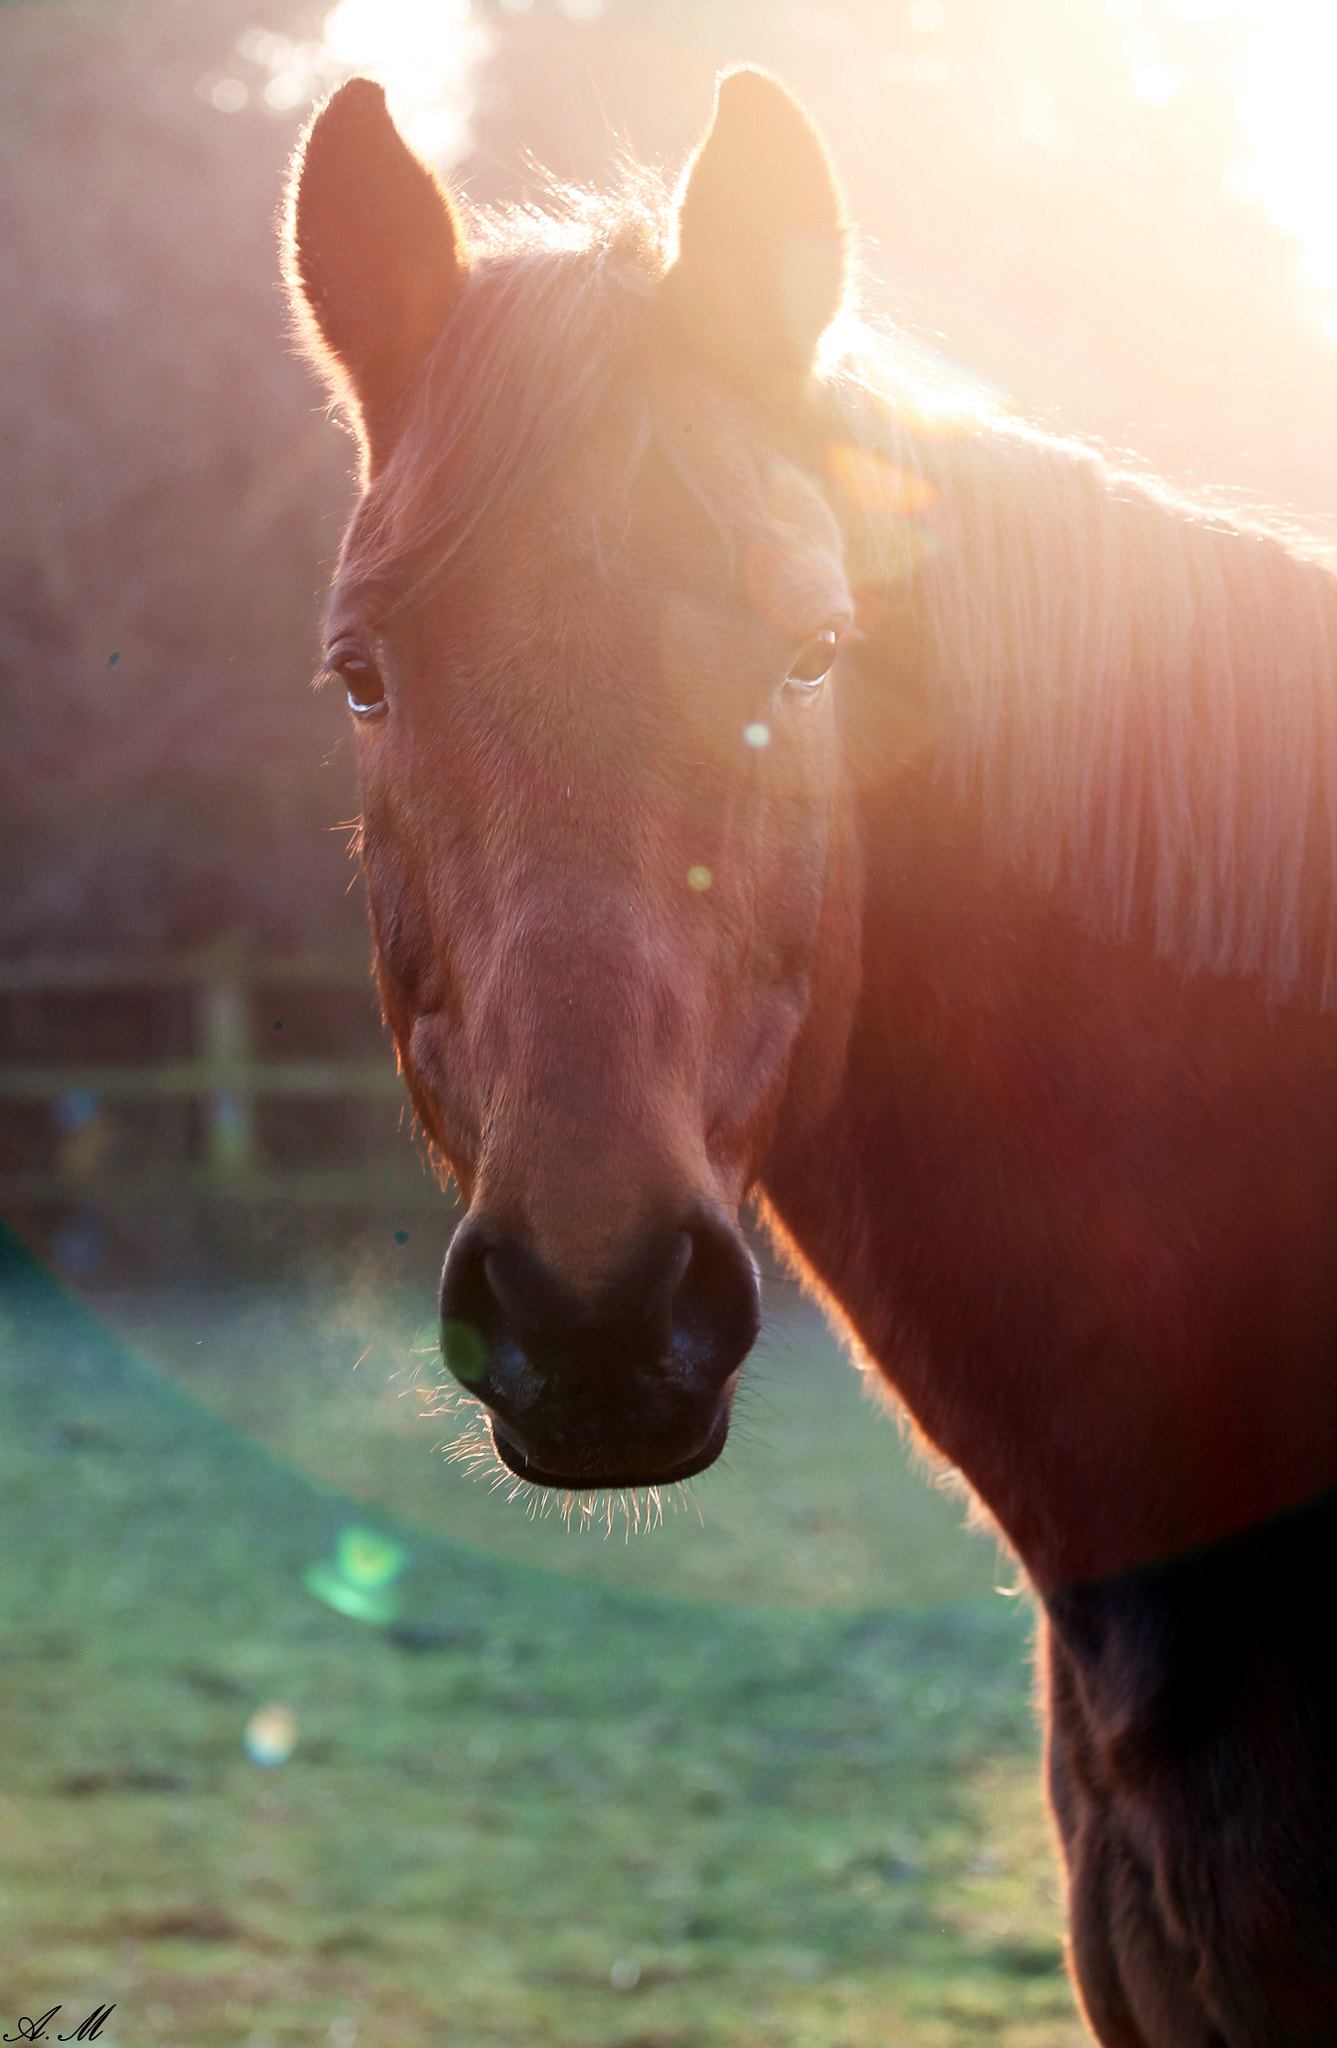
[287,72,864,1490]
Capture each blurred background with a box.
[1,2,1334,2042]
[3,0,1336,1270]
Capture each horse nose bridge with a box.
[514,872,682,984]
[474,1122,715,1311]
[457,879,727,1295]
[484,1215,694,1341]
[473,883,702,1097]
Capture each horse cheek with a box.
[768,780,864,1149]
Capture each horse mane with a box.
[355,169,1337,1007]
[350,175,670,592]
[834,376,1337,1003]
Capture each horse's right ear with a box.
[285,79,466,467]
[664,69,847,402]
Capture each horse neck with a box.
[762,661,1337,1594]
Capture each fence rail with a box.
[0,951,376,993]
[0,948,443,1207]
[0,1060,403,1103]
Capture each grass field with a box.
[0,1222,1087,2046]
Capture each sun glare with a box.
[1226,1,1337,339]
[202,0,491,167]
[1151,0,1337,342]
[319,0,491,166]
[191,0,1337,352]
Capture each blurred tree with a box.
[0,0,360,958]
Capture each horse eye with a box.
[785,629,840,690]
[331,646,387,721]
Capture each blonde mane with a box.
[837,368,1337,1004]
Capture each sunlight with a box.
[207,0,490,164]
[1159,0,1337,341]
[319,0,490,166]
[1227,0,1337,339]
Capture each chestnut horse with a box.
[286,72,1337,2044]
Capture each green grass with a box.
[0,1224,1087,2046]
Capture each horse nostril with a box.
[672,1214,761,1383]
[482,1247,544,1337]
[441,1313,489,1386]
[438,1222,506,1388]
[643,1231,693,1328]
[439,1227,573,1391]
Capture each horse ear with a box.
[285,78,466,464]
[664,69,847,398]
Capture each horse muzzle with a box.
[437,1205,761,1489]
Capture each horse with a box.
[285,70,1337,2044]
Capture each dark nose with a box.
[438,1207,761,1488]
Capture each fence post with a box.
[199,946,254,1175]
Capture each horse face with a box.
[290,71,859,1488]
[340,389,859,1486]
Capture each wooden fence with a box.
[0,947,444,1208]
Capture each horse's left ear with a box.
[285,78,466,466]
[664,69,847,399]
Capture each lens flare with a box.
[304,1523,408,1623]
[441,1317,488,1383]
[243,1703,298,1766]
[824,444,936,517]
